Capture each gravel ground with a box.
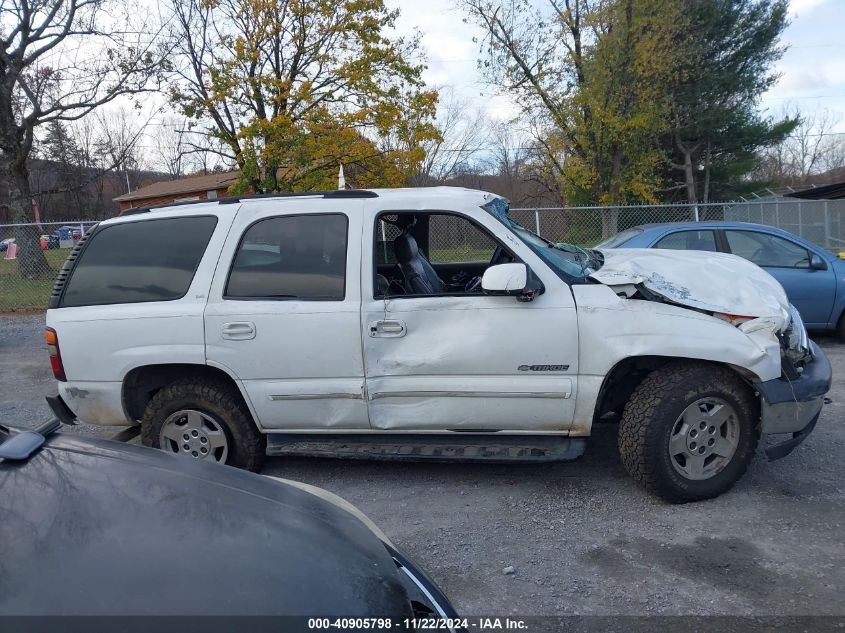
[1,313,843,618]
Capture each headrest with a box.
[394,232,418,264]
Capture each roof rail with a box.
[116,189,379,215]
[117,189,378,216]
[217,189,378,205]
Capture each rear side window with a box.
[60,216,218,307]
[654,230,718,252]
[226,214,348,300]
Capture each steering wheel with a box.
[464,276,483,293]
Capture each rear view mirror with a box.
[482,263,543,302]
[809,253,827,271]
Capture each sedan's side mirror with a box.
[809,253,827,271]
[482,263,544,302]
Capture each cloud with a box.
[788,0,830,17]
[773,66,831,93]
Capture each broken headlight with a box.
[780,304,811,369]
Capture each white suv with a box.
[45,187,831,502]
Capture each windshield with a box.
[594,227,643,249]
[481,197,601,280]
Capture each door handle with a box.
[222,321,256,340]
[368,319,406,338]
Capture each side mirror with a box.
[809,253,827,271]
[482,263,543,302]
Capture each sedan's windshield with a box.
[595,227,643,249]
[481,197,601,280]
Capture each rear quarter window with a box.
[59,216,218,307]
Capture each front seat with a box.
[394,231,445,294]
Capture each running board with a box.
[265,433,586,463]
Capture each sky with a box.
[387,0,845,133]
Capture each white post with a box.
[534,210,540,235]
[338,164,346,190]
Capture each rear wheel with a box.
[836,311,845,342]
[141,378,265,471]
[618,362,758,503]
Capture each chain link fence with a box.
[1,221,97,312]
[2,199,843,312]
[510,199,845,251]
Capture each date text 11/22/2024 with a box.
[307,618,528,630]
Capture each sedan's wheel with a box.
[618,362,758,503]
[668,397,739,480]
[159,409,230,463]
[141,378,265,471]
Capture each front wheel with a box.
[141,378,265,471]
[618,363,758,503]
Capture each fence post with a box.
[798,201,803,238]
[824,201,831,251]
[534,209,541,236]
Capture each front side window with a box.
[226,214,348,300]
[60,216,218,307]
[374,211,515,298]
[427,214,498,264]
[654,230,718,252]
[724,230,810,268]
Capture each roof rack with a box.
[218,189,378,204]
[119,189,378,216]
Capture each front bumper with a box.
[757,340,832,460]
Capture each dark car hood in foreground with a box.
[0,433,411,616]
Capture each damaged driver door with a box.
[361,207,579,432]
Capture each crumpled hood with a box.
[592,248,790,326]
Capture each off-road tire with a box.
[141,378,265,471]
[618,362,758,503]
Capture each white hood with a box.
[592,248,791,327]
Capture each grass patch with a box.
[429,246,494,263]
[0,249,69,311]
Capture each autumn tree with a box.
[0,0,165,275]
[464,0,680,236]
[166,0,439,193]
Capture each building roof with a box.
[113,170,239,203]
[785,180,845,200]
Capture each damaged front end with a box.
[592,248,832,459]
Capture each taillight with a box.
[44,327,66,382]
